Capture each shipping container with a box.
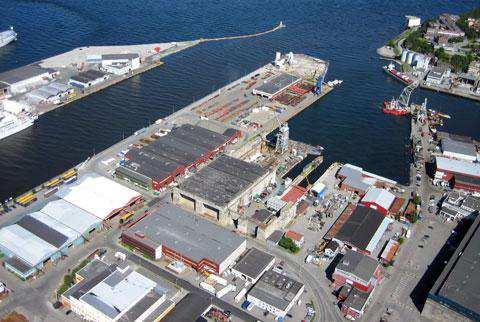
[119,211,134,224]
[64,176,78,185]
[44,177,63,189]
[61,168,77,180]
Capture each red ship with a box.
[382,99,410,116]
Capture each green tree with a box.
[279,236,300,253]
[434,48,450,63]
[451,54,474,73]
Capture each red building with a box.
[116,124,242,191]
[332,249,382,293]
[121,203,246,274]
[359,187,395,216]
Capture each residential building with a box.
[332,249,382,293]
[285,230,304,248]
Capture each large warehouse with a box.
[173,154,275,226]
[435,156,480,192]
[116,124,241,190]
[56,173,142,220]
[330,205,393,255]
[121,203,247,274]
[0,199,102,279]
[441,137,477,162]
[0,64,56,94]
[424,214,480,321]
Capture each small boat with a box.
[0,27,17,48]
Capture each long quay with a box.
[0,22,285,140]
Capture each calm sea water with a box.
[0,0,479,200]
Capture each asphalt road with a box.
[127,253,258,322]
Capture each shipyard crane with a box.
[396,80,419,110]
[382,80,419,115]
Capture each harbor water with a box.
[0,0,479,200]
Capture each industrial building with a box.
[252,73,300,99]
[116,124,241,191]
[247,269,304,318]
[441,137,478,162]
[337,164,397,196]
[424,214,480,321]
[121,203,246,274]
[56,173,142,220]
[360,187,396,216]
[26,82,73,105]
[332,249,382,293]
[435,156,480,192]
[329,205,393,255]
[62,262,167,322]
[173,154,274,226]
[231,248,275,284]
[69,70,110,89]
[0,198,102,279]
[0,64,57,94]
[101,53,140,73]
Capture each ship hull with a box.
[382,66,413,85]
[0,117,35,140]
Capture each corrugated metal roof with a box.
[436,156,480,178]
[17,214,68,248]
[441,137,477,158]
[40,199,101,236]
[56,173,141,220]
[0,225,57,266]
[361,187,395,210]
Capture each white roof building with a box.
[0,224,57,267]
[361,187,395,213]
[436,156,480,178]
[56,173,141,220]
[40,199,101,236]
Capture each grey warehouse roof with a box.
[70,69,107,83]
[16,215,68,248]
[102,53,139,60]
[248,269,304,311]
[123,203,245,264]
[4,256,33,274]
[0,64,54,85]
[179,154,268,207]
[254,73,299,96]
[335,249,379,283]
[441,137,477,158]
[429,214,480,319]
[232,248,275,280]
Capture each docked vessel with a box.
[0,112,36,140]
[383,63,413,85]
[0,27,17,48]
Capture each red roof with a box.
[281,185,307,203]
[380,239,400,263]
[285,230,304,242]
